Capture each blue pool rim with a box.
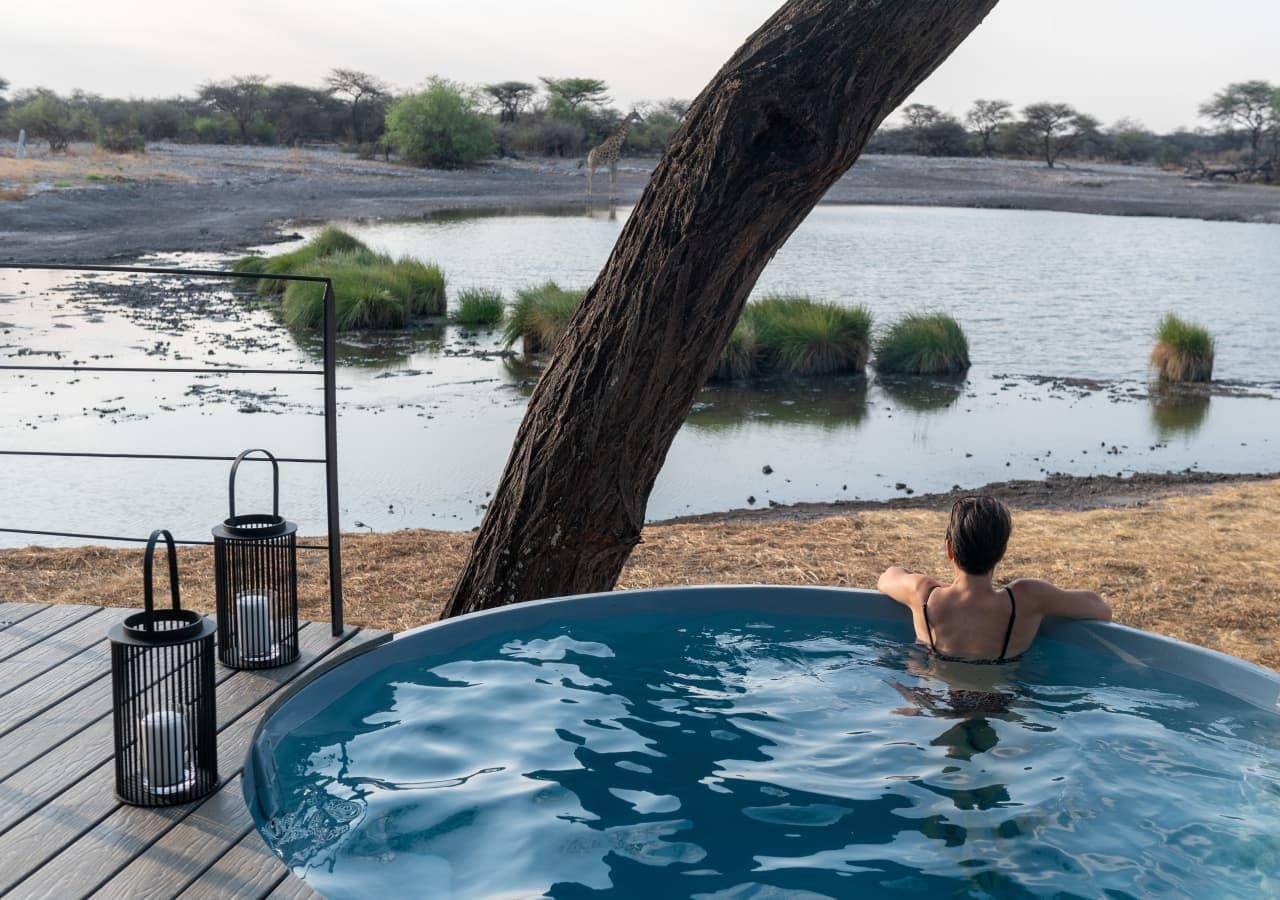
[243,584,1280,852]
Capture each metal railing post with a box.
[322,279,344,635]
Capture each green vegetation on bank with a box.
[233,229,445,330]
[503,281,585,353]
[452,289,504,326]
[1151,313,1214,382]
[873,313,971,376]
[2,67,1271,178]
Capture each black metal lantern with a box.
[111,529,219,806]
[213,448,300,669]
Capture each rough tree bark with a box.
[445,0,1000,618]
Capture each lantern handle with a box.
[142,529,181,631]
[229,448,280,519]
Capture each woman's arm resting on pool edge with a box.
[877,566,939,610]
[1011,578,1112,621]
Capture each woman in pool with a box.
[878,494,1112,664]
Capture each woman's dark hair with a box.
[946,495,1012,575]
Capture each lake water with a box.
[0,205,1277,547]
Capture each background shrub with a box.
[385,77,496,168]
[96,127,146,153]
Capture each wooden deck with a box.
[0,601,387,898]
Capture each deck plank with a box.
[0,623,323,838]
[4,627,380,898]
[0,603,47,629]
[265,874,324,900]
[177,824,290,900]
[0,607,129,700]
[90,775,256,900]
[0,629,120,738]
[0,604,100,664]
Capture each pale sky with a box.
[3,0,1277,133]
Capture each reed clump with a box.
[281,253,447,331]
[1150,313,1214,382]
[711,295,872,381]
[452,289,505,326]
[234,228,445,330]
[873,313,970,376]
[503,281,586,353]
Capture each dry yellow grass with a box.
[0,147,185,190]
[2,479,1277,670]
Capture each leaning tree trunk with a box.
[446,0,999,618]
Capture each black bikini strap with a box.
[999,586,1017,662]
[922,585,939,652]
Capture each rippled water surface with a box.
[1,206,1277,545]
[260,613,1280,898]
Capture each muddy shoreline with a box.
[1,145,1276,265]
[659,469,1278,525]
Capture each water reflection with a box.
[1149,383,1211,438]
[686,376,869,432]
[294,326,445,369]
[876,375,966,412]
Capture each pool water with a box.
[259,612,1280,898]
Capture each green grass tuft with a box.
[236,229,446,330]
[452,288,505,326]
[229,255,267,274]
[389,257,446,316]
[710,294,872,381]
[873,313,970,376]
[1151,313,1214,382]
[503,281,586,353]
[281,252,429,330]
[245,228,373,295]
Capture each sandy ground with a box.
[0,143,1277,264]
[3,473,1276,671]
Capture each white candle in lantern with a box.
[141,709,186,788]
[237,592,274,658]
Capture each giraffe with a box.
[584,112,641,201]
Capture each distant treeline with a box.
[869,84,1280,181]
[0,71,1276,181]
[0,71,682,162]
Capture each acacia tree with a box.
[1198,80,1276,171]
[899,103,968,156]
[1021,102,1096,167]
[966,99,1012,156]
[325,68,390,143]
[198,75,270,143]
[445,0,1000,618]
[539,77,610,115]
[484,81,537,124]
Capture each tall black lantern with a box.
[111,529,219,806]
[213,448,299,669]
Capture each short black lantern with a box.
[213,448,299,669]
[110,529,219,806]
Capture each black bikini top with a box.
[923,585,1022,665]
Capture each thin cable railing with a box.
[0,263,345,634]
